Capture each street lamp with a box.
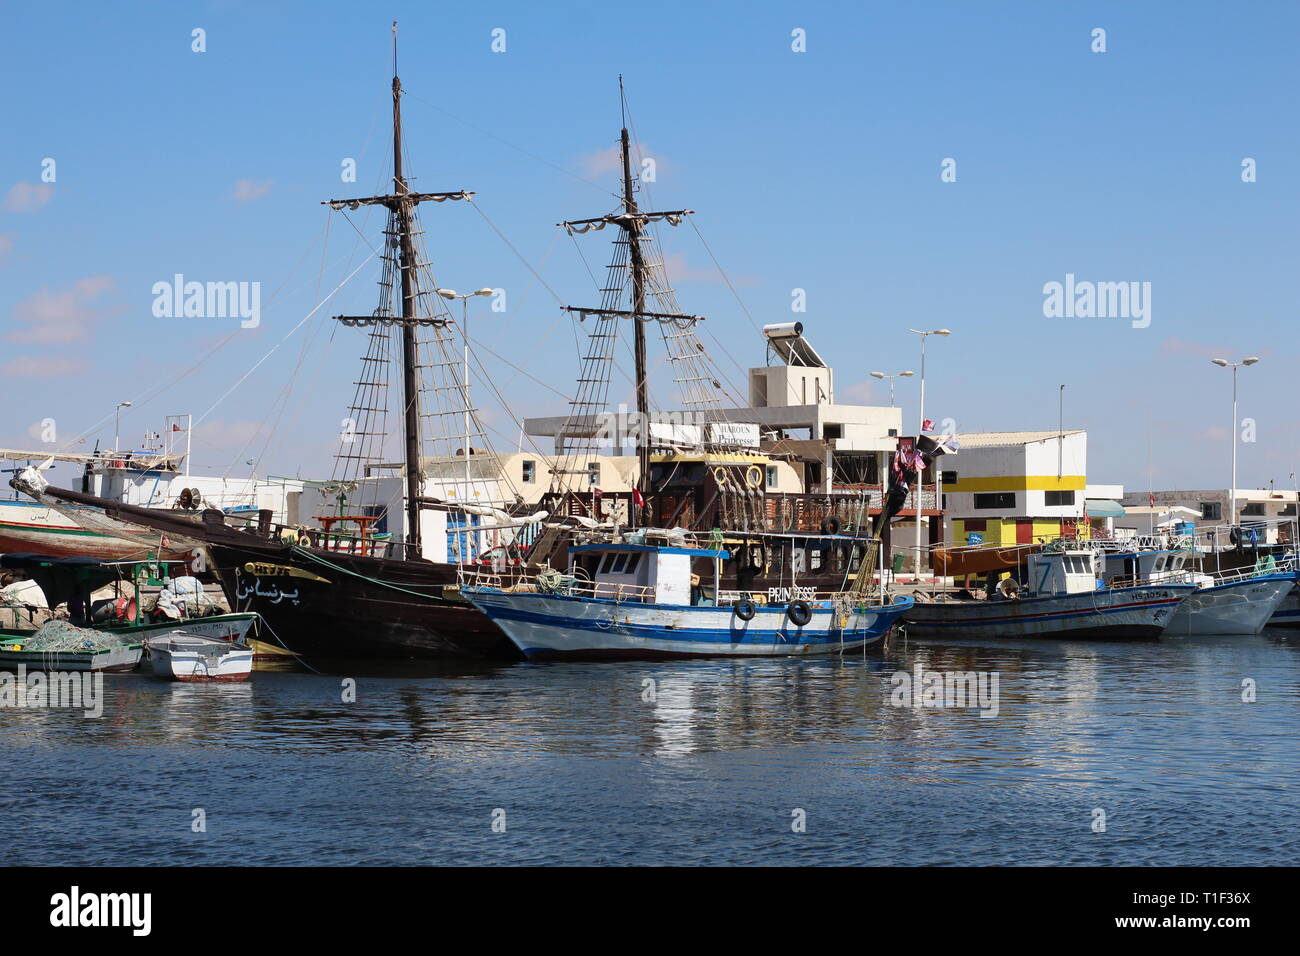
[1210,356,1259,533]
[436,287,495,486]
[114,401,132,453]
[869,369,914,406]
[908,329,950,582]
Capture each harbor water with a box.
[2,631,1297,866]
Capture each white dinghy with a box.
[147,631,253,682]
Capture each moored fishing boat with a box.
[0,553,259,645]
[1095,545,1295,636]
[1166,572,1295,635]
[462,539,912,660]
[904,548,1194,640]
[0,621,142,672]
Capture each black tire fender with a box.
[787,599,813,627]
[733,597,757,622]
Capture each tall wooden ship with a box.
[12,69,945,661]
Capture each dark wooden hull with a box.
[208,542,520,661]
[14,485,521,661]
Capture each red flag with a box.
[593,487,603,499]
[171,423,182,432]
[1149,493,1156,507]
[632,488,645,507]
[922,418,934,432]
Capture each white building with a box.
[943,430,1123,546]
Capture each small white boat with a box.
[1099,548,1296,636]
[147,632,253,682]
[1165,572,1294,636]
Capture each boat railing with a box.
[1061,533,1196,553]
[1111,555,1295,590]
[456,565,657,603]
[716,587,860,606]
[1169,558,1294,587]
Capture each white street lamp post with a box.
[114,401,132,453]
[869,369,914,407]
[1211,356,1259,537]
[908,329,950,583]
[437,288,495,488]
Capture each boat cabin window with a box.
[1064,555,1093,575]
[597,551,642,575]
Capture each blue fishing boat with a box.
[461,541,912,661]
[904,547,1195,639]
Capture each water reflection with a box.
[2,632,1296,777]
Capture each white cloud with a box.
[577,143,667,179]
[4,182,54,213]
[1,356,90,378]
[193,420,267,449]
[7,275,117,345]
[661,251,758,288]
[232,179,273,202]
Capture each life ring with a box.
[745,465,763,489]
[712,466,728,485]
[820,515,841,536]
[786,600,813,627]
[733,597,756,621]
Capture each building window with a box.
[1241,503,1265,517]
[1281,504,1297,517]
[765,465,778,489]
[941,470,957,485]
[1045,490,1075,507]
[522,460,536,483]
[964,520,987,532]
[1200,502,1222,521]
[973,492,1015,510]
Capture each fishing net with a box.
[20,620,135,653]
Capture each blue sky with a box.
[2,1,1297,492]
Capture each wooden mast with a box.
[325,25,474,558]
[391,71,425,557]
[619,81,650,511]
[556,80,696,522]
